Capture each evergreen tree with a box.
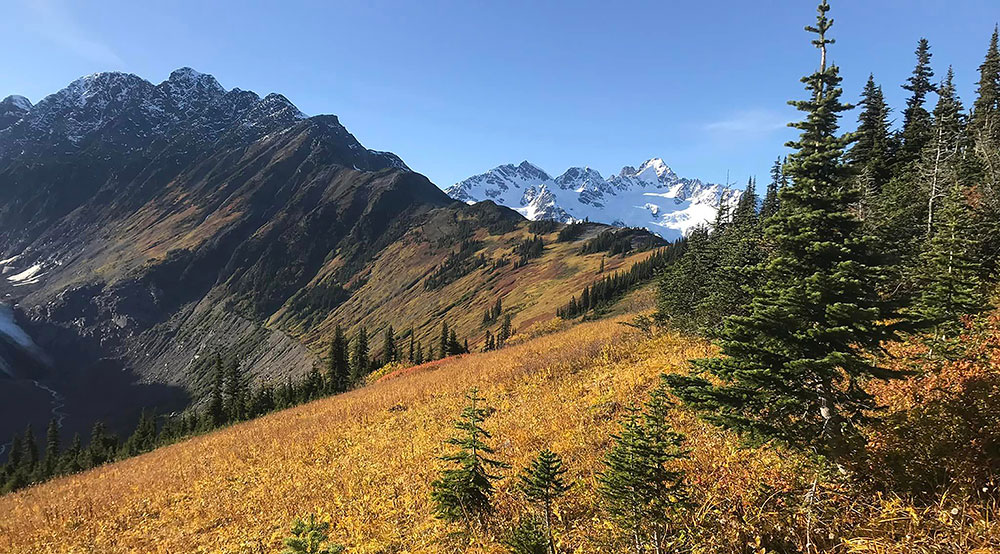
[225,357,246,422]
[665,1,908,463]
[44,417,60,477]
[350,326,369,384]
[497,314,513,348]
[327,325,350,393]
[919,67,965,237]
[972,27,1000,196]
[848,74,893,217]
[899,38,937,165]
[415,342,424,365]
[439,321,450,360]
[383,325,397,363]
[503,517,550,554]
[207,354,225,428]
[598,386,687,554]
[430,388,508,529]
[914,180,988,346]
[408,327,415,363]
[22,424,38,472]
[760,158,783,220]
[282,514,344,554]
[518,449,569,554]
[61,433,83,474]
[655,226,712,332]
[7,431,22,471]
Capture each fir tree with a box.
[22,424,38,472]
[207,354,225,428]
[282,514,344,554]
[760,158,783,220]
[665,1,908,463]
[503,517,550,554]
[408,327,415,363]
[919,67,965,237]
[497,314,513,348]
[430,388,508,529]
[44,417,60,477]
[327,325,350,393]
[914,180,988,347]
[899,38,937,165]
[518,449,569,554]
[383,325,397,363]
[350,326,369,383]
[598,386,687,554]
[415,342,424,365]
[224,357,246,422]
[655,226,712,332]
[439,321,450,360]
[972,27,1000,197]
[848,74,893,216]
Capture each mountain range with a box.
[447,158,740,239]
[0,67,649,444]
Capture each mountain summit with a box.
[447,158,740,239]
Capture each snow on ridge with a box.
[7,264,44,284]
[447,158,742,240]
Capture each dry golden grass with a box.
[2,314,998,553]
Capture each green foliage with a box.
[350,326,369,383]
[326,325,350,393]
[424,239,487,290]
[598,383,688,553]
[899,38,936,166]
[848,74,895,215]
[666,1,909,463]
[283,514,344,554]
[556,222,587,242]
[518,449,568,554]
[503,516,550,554]
[528,220,559,235]
[430,388,508,528]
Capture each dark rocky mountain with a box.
[0,68,463,442]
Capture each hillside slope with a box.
[2,313,995,553]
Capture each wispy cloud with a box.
[22,0,123,67]
[704,108,792,136]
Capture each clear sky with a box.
[0,0,996,191]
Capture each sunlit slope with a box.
[0,318,714,553]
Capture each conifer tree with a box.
[760,158,783,220]
[282,513,344,554]
[598,386,687,554]
[899,38,937,165]
[207,354,225,428]
[430,388,508,529]
[408,327,415,363]
[383,325,397,363]
[44,417,60,477]
[497,314,513,348]
[503,517,550,554]
[972,27,1000,198]
[919,67,965,237]
[22,424,37,472]
[665,1,907,463]
[914,180,988,346]
[848,74,893,216]
[655,226,712,332]
[415,342,424,365]
[224,357,246,422]
[326,325,350,393]
[350,326,369,383]
[439,321,450,360]
[61,433,83,474]
[518,449,569,554]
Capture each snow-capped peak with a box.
[447,158,741,240]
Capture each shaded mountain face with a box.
[0,68,455,441]
[447,158,741,239]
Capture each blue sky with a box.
[0,0,996,191]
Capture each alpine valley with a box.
[0,68,666,444]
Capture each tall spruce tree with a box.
[430,388,508,529]
[919,67,966,237]
[518,449,569,554]
[972,27,1000,267]
[44,417,60,477]
[224,357,246,422]
[848,74,893,218]
[760,158,783,220]
[655,226,712,332]
[383,325,397,363]
[899,38,937,166]
[914,180,988,346]
[439,321,450,360]
[327,324,350,393]
[204,354,225,428]
[665,1,907,463]
[350,326,369,384]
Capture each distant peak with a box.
[1,95,32,111]
[637,158,673,178]
[164,67,225,96]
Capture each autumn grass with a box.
[1,314,999,553]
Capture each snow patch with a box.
[7,264,44,284]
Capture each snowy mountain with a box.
[447,159,740,239]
